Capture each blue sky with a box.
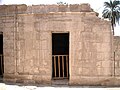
[0,0,120,35]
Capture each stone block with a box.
[101,67,112,76]
[18,22,24,27]
[75,42,82,51]
[35,32,40,40]
[32,52,39,65]
[23,65,32,74]
[81,67,90,76]
[104,52,111,60]
[43,60,51,67]
[75,52,82,60]
[4,23,14,28]
[48,5,58,12]
[81,32,93,41]
[33,75,42,81]
[4,56,15,74]
[96,43,111,52]
[23,59,33,73]
[81,51,97,61]
[4,49,14,57]
[115,68,120,76]
[58,5,68,12]
[97,53,104,60]
[96,61,102,68]
[92,25,102,33]
[19,50,25,62]
[32,5,47,13]
[4,33,14,40]
[3,40,14,49]
[40,50,51,61]
[3,28,14,34]
[76,60,83,67]
[41,40,48,50]
[84,24,92,32]
[38,68,49,75]
[17,4,27,12]
[81,42,97,52]
[19,40,25,49]
[40,32,50,40]
[101,43,111,52]
[17,65,24,73]
[69,4,80,12]
[32,67,39,74]
[103,33,111,43]
[93,33,103,43]
[74,32,82,42]
[41,76,51,85]
[3,16,14,20]
[101,61,112,68]
[82,61,96,68]
[97,68,103,76]
[34,22,39,28]
[3,18,14,23]
[33,40,40,50]
[70,67,79,75]
[80,3,92,12]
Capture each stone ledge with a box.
[69,76,120,86]
[0,3,94,15]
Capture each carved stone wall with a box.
[114,37,120,76]
[0,4,116,86]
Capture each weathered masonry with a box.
[0,4,119,86]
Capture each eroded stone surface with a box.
[0,4,116,86]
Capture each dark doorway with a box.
[52,33,69,79]
[0,33,3,78]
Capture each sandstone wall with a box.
[0,4,115,86]
[69,13,113,85]
[0,13,17,82]
[114,36,120,76]
[0,4,93,15]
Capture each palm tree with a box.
[102,0,120,35]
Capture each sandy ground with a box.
[0,83,120,90]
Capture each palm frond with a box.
[102,0,120,25]
[113,0,120,7]
[115,11,120,24]
[102,8,111,18]
[104,1,111,8]
[102,0,120,35]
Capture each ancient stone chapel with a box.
[0,3,120,86]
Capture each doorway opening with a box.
[0,33,3,78]
[52,33,69,80]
